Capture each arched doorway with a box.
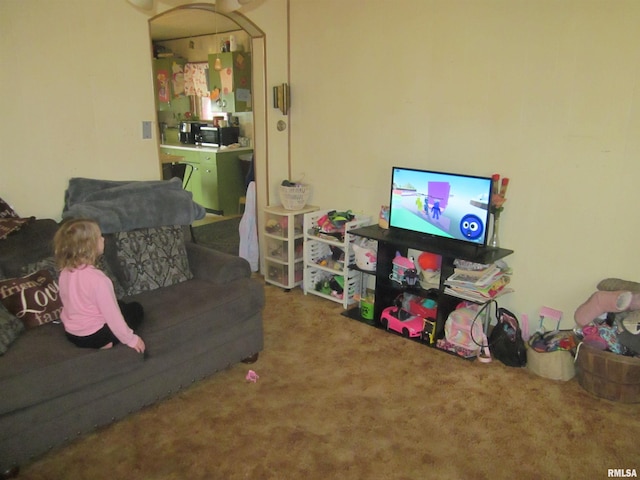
[149,4,268,223]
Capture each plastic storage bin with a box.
[263,205,318,289]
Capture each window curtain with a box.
[184,63,210,98]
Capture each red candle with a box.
[499,177,509,197]
[492,174,500,195]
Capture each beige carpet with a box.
[19,281,640,480]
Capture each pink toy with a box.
[380,305,425,338]
[245,370,259,383]
[574,290,632,326]
[389,252,416,285]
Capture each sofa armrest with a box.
[185,242,251,284]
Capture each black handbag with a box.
[489,307,527,367]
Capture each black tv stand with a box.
[348,224,514,352]
[370,226,512,264]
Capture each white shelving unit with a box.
[263,205,319,289]
[303,209,372,309]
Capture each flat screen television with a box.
[388,167,493,247]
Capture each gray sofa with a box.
[0,218,264,474]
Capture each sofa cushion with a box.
[0,217,34,240]
[126,276,265,357]
[0,322,143,415]
[112,225,193,296]
[0,219,58,279]
[186,242,250,284]
[0,303,24,355]
[0,198,19,218]
[0,269,62,329]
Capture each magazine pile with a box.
[444,259,513,303]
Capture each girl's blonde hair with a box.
[54,218,102,270]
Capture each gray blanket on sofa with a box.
[62,177,206,234]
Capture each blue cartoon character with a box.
[459,214,484,240]
[431,200,441,220]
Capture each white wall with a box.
[1,0,639,331]
[287,0,640,328]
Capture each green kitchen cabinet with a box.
[208,52,252,113]
[153,58,189,112]
[199,150,247,215]
[160,147,203,207]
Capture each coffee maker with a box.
[179,121,204,144]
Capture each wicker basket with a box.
[279,184,312,210]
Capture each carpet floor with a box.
[18,283,640,480]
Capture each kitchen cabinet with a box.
[208,52,252,113]
[153,58,190,112]
[160,146,251,215]
[199,150,246,215]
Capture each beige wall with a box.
[1,0,160,215]
[1,0,639,331]
[287,0,640,329]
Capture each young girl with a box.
[53,218,146,353]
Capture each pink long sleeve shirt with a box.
[59,265,140,348]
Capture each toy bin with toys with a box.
[303,209,373,309]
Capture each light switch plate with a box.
[142,121,152,139]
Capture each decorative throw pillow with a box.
[114,225,193,296]
[0,269,63,329]
[0,303,24,355]
[0,217,34,240]
[0,197,19,218]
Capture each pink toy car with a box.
[380,305,425,338]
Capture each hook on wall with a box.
[273,83,290,115]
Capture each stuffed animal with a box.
[574,278,640,354]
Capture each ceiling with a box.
[150,9,242,41]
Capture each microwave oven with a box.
[195,126,240,147]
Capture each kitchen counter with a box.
[160,143,253,154]
[160,144,253,216]
[160,153,185,164]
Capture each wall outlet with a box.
[142,121,152,139]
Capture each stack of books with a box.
[444,261,512,303]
